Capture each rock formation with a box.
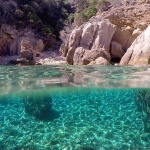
[60,0,150,66]
[88,57,110,65]
[61,21,116,65]
[0,0,71,65]
[120,25,150,65]
[0,24,50,64]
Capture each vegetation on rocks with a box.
[0,0,110,40]
[69,0,109,26]
[0,0,71,38]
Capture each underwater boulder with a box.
[135,88,150,132]
[22,91,59,121]
[135,89,150,114]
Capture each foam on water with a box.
[0,66,150,150]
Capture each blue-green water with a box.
[0,65,150,150]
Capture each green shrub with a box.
[67,13,74,24]
[84,6,97,18]
[27,12,41,23]
[72,0,111,26]
[74,12,88,25]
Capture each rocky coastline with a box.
[1,0,150,66]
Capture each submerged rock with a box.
[135,89,150,133]
[22,92,59,121]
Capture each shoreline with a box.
[0,50,66,65]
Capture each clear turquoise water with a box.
[0,65,150,150]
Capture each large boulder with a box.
[63,21,116,65]
[73,47,86,65]
[20,39,34,60]
[120,25,150,65]
[66,25,84,65]
[59,30,69,57]
[82,48,111,65]
[80,23,97,49]
[20,37,45,59]
[88,57,110,65]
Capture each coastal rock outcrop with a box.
[60,0,150,66]
[0,0,70,65]
[0,24,47,56]
[120,25,150,65]
[62,21,116,65]
[1,0,150,66]
[0,24,58,64]
[66,25,84,65]
[20,35,45,62]
[96,0,150,32]
[0,24,18,56]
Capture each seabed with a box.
[0,87,150,150]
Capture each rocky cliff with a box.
[0,0,69,38]
[60,0,150,66]
[0,0,71,64]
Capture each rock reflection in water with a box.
[0,66,150,95]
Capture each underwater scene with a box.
[1,65,150,150]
